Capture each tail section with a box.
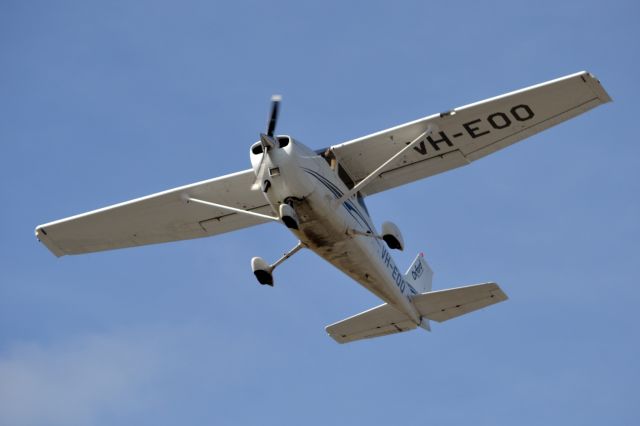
[325,252,508,344]
[326,282,507,343]
[404,252,433,293]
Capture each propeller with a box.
[252,95,282,191]
[267,94,281,137]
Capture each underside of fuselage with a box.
[252,137,420,322]
[291,196,404,308]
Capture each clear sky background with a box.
[1,1,638,425]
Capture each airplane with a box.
[35,71,611,343]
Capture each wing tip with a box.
[484,282,509,302]
[34,225,65,257]
[581,70,613,103]
[324,326,348,344]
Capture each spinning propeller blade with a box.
[267,94,281,137]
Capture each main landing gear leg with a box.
[251,241,305,286]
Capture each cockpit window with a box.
[356,192,369,214]
[320,149,356,190]
[337,164,355,190]
[319,148,334,166]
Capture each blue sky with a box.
[1,1,638,425]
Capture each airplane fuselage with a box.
[251,137,421,324]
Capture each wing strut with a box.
[335,125,434,205]
[185,197,279,221]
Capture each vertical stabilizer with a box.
[404,253,433,293]
[405,253,434,331]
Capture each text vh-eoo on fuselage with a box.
[249,135,422,323]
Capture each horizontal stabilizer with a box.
[413,282,507,322]
[326,282,507,343]
[325,303,416,344]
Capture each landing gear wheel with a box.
[279,204,299,230]
[254,270,274,286]
[251,257,273,286]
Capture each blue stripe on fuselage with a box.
[302,168,375,236]
[302,168,417,297]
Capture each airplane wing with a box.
[35,169,273,257]
[330,71,611,196]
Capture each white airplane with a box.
[35,71,611,343]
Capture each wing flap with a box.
[413,282,508,323]
[331,71,611,196]
[326,303,417,344]
[35,169,273,256]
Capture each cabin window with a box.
[356,192,369,215]
[337,164,355,190]
[319,149,355,190]
[319,148,334,166]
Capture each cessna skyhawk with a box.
[35,71,611,343]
